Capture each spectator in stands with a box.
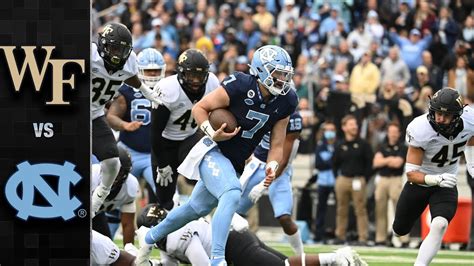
[448,55,474,102]
[373,123,409,247]
[304,13,322,52]
[320,6,347,38]
[349,51,381,103]
[277,0,299,35]
[347,23,373,62]
[333,115,373,245]
[378,80,413,135]
[433,6,459,51]
[392,1,413,33]
[314,121,337,243]
[237,18,261,55]
[253,1,274,33]
[381,46,411,85]
[335,40,354,72]
[421,51,443,92]
[389,28,432,78]
[412,0,436,33]
[463,15,474,46]
[365,10,384,43]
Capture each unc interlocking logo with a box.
[5,161,82,221]
[259,47,277,62]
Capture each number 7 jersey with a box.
[91,43,138,120]
[405,106,474,175]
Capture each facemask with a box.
[324,130,336,140]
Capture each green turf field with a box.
[115,240,474,265]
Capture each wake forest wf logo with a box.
[0,46,85,105]
[5,161,83,221]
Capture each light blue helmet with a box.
[250,45,294,96]
[137,48,166,87]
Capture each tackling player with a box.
[107,48,166,201]
[138,45,299,266]
[393,87,474,265]
[91,147,139,246]
[91,22,160,216]
[150,48,219,210]
[134,203,367,266]
[236,110,304,255]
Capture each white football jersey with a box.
[91,42,138,120]
[91,164,139,213]
[91,230,120,266]
[161,219,212,264]
[405,106,474,177]
[155,73,219,140]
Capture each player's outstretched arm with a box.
[264,116,289,187]
[124,75,161,106]
[193,86,240,141]
[107,95,142,132]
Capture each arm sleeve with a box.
[184,235,210,266]
[151,104,172,168]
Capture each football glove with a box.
[156,165,173,187]
[248,181,267,204]
[139,83,161,107]
[425,173,456,188]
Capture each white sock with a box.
[415,216,448,266]
[100,157,121,187]
[318,253,336,265]
[287,230,304,255]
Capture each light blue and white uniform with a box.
[237,111,302,218]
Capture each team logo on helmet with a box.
[101,24,114,37]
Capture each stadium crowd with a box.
[91,0,474,249]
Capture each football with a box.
[209,108,238,133]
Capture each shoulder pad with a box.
[122,51,138,75]
[462,106,474,133]
[405,115,431,148]
[155,75,180,105]
[207,72,220,89]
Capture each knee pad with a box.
[430,216,448,234]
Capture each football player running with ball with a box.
[150,48,220,210]
[393,87,474,266]
[91,22,160,217]
[136,45,299,266]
